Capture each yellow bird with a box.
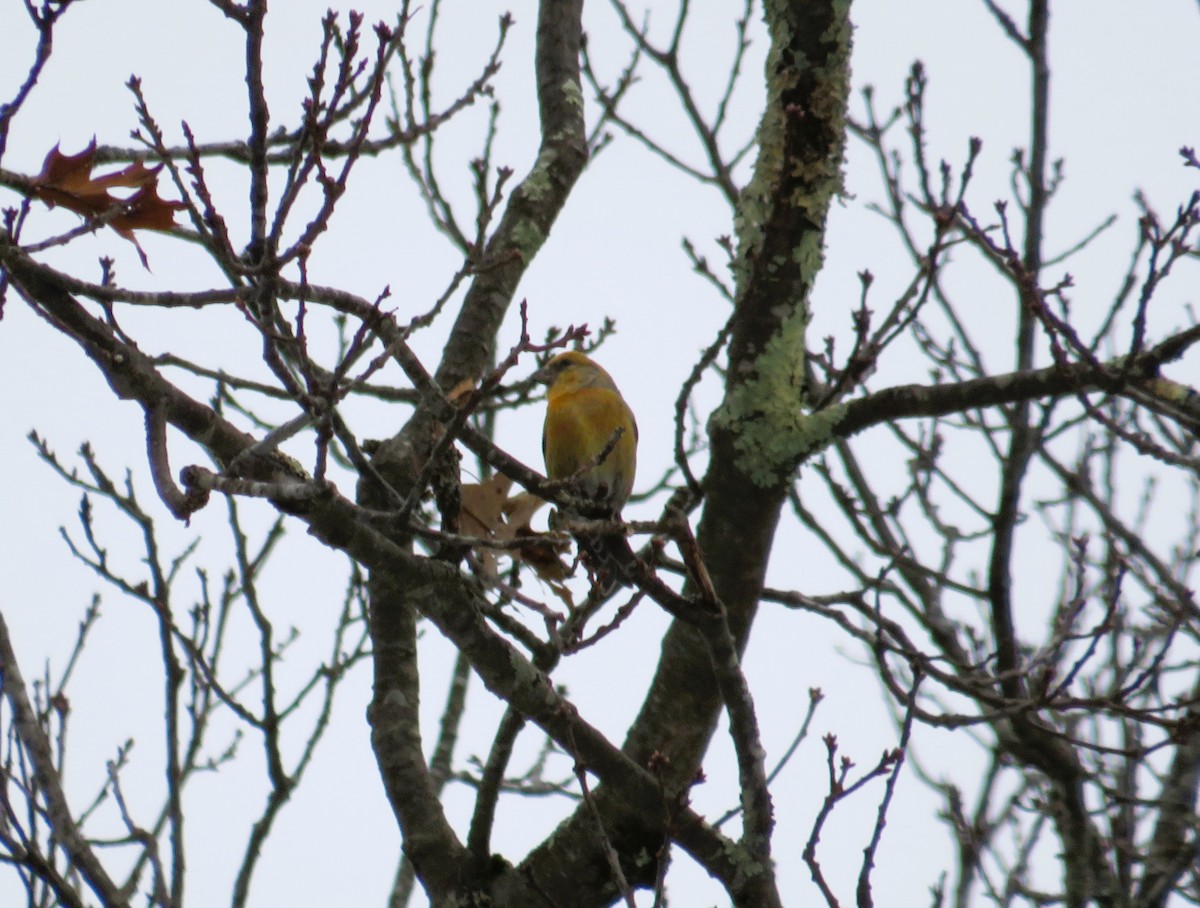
[532,351,637,516]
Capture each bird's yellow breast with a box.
[543,384,637,512]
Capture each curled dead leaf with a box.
[30,139,186,268]
[459,476,569,585]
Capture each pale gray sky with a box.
[2,2,1198,905]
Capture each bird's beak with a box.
[530,364,553,386]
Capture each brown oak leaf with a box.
[32,139,186,268]
[459,475,568,587]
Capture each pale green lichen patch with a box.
[509,219,546,262]
[714,308,846,488]
[522,148,558,203]
[714,0,852,488]
[790,229,826,285]
[733,0,851,282]
[730,29,794,288]
[722,837,769,886]
[560,78,584,113]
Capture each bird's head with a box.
[530,351,618,398]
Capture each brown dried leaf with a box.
[521,537,572,584]
[31,139,186,268]
[498,491,544,541]
[460,474,513,579]
[503,492,571,583]
[459,474,513,539]
[459,478,570,584]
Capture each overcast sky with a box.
[2,2,1199,905]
